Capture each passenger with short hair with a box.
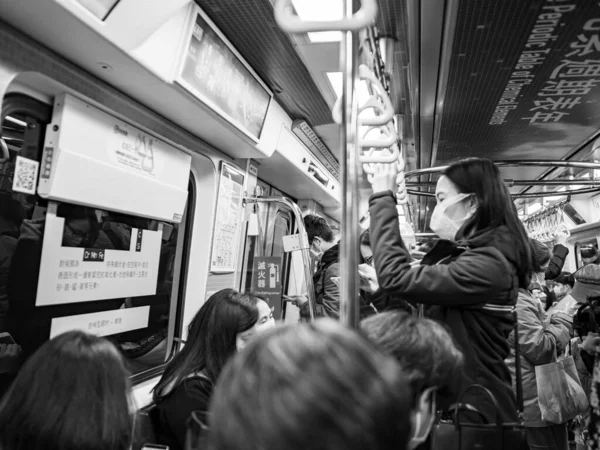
[367,158,535,423]
[0,330,133,450]
[360,311,464,449]
[303,214,337,272]
[153,289,272,450]
[547,272,574,311]
[206,320,413,450]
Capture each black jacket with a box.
[299,243,413,319]
[545,244,569,281]
[369,191,522,423]
[300,244,379,320]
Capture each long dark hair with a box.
[444,158,533,287]
[0,331,133,450]
[153,289,258,400]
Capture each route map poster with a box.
[210,162,245,273]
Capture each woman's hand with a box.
[284,295,308,308]
[358,264,379,293]
[554,229,569,246]
[370,163,398,194]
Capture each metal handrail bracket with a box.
[243,196,318,320]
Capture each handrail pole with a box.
[339,0,361,329]
[244,196,317,320]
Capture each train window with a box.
[575,238,599,269]
[0,101,191,387]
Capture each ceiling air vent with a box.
[292,120,339,180]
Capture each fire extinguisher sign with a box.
[252,256,283,306]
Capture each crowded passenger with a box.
[206,319,413,450]
[360,311,464,449]
[0,330,133,450]
[364,157,534,423]
[153,289,273,450]
[0,193,23,332]
[360,229,414,314]
[549,264,600,317]
[547,271,575,311]
[505,239,573,449]
[303,214,338,273]
[581,246,600,266]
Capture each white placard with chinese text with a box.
[50,306,150,339]
[210,163,245,273]
[36,204,161,306]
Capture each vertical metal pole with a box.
[339,0,361,328]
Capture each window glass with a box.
[0,108,188,392]
[576,238,600,269]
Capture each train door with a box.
[241,181,294,321]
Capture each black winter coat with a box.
[369,190,522,423]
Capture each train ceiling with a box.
[195,0,600,230]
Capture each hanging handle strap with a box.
[274,0,378,33]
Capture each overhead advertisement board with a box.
[436,1,600,170]
[177,6,272,141]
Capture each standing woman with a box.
[367,158,533,423]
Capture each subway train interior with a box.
[2,0,600,447]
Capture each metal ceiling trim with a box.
[430,0,459,167]
[408,187,600,199]
[405,0,422,229]
[406,159,600,198]
[406,159,600,178]
[517,127,600,197]
[408,179,600,187]
[418,0,444,169]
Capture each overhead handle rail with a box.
[405,160,600,199]
[523,199,570,242]
[331,63,409,204]
[332,65,394,127]
[274,0,378,33]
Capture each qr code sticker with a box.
[12,156,39,195]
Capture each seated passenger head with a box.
[58,203,99,247]
[153,289,259,399]
[551,271,575,300]
[581,246,600,265]
[0,331,133,450]
[207,319,412,450]
[360,228,373,265]
[240,292,275,335]
[572,264,600,303]
[435,158,533,287]
[303,214,337,255]
[360,312,464,450]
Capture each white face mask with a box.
[408,390,437,450]
[429,193,474,241]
